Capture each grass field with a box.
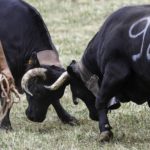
[1,0,150,149]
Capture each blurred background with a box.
[1,0,150,149]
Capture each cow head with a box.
[40,59,96,106]
[66,60,95,104]
[66,60,120,111]
[30,59,97,121]
[21,52,69,122]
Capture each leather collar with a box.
[77,60,100,97]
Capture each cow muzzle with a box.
[26,108,45,122]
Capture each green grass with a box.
[1,0,150,149]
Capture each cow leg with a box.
[84,97,121,121]
[52,100,79,126]
[96,61,130,142]
[0,109,12,130]
[82,99,99,121]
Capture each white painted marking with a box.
[129,17,150,61]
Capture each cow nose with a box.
[26,108,35,121]
[25,108,45,122]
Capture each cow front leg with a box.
[0,109,12,130]
[52,100,79,126]
[96,93,113,142]
[98,108,113,142]
[84,97,120,121]
[82,99,99,121]
[96,61,130,142]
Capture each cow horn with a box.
[44,71,70,90]
[21,68,47,96]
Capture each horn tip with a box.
[44,85,57,91]
[24,90,33,96]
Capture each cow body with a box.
[0,0,56,88]
[67,5,150,141]
[0,0,77,129]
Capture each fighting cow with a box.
[0,0,78,130]
[52,5,150,141]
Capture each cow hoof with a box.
[0,125,13,131]
[67,117,80,126]
[63,116,80,126]
[99,131,113,142]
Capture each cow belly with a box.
[117,81,150,104]
[116,77,150,104]
[117,93,149,105]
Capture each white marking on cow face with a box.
[129,17,150,61]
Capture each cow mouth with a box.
[26,109,45,122]
[27,116,45,122]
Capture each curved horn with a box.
[44,71,70,90]
[21,68,47,96]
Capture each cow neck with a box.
[37,50,62,67]
[77,60,100,97]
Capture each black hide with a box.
[67,5,150,140]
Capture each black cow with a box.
[53,5,150,141]
[0,0,78,130]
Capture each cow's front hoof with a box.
[62,116,80,126]
[0,124,13,131]
[0,120,13,131]
[99,131,113,142]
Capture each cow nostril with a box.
[26,108,31,116]
[25,108,45,122]
[26,109,35,121]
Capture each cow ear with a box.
[71,60,76,64]
[26,52,40,70]
[31,52,40,66]
[67,65,73,75]
[67,60,79,77]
